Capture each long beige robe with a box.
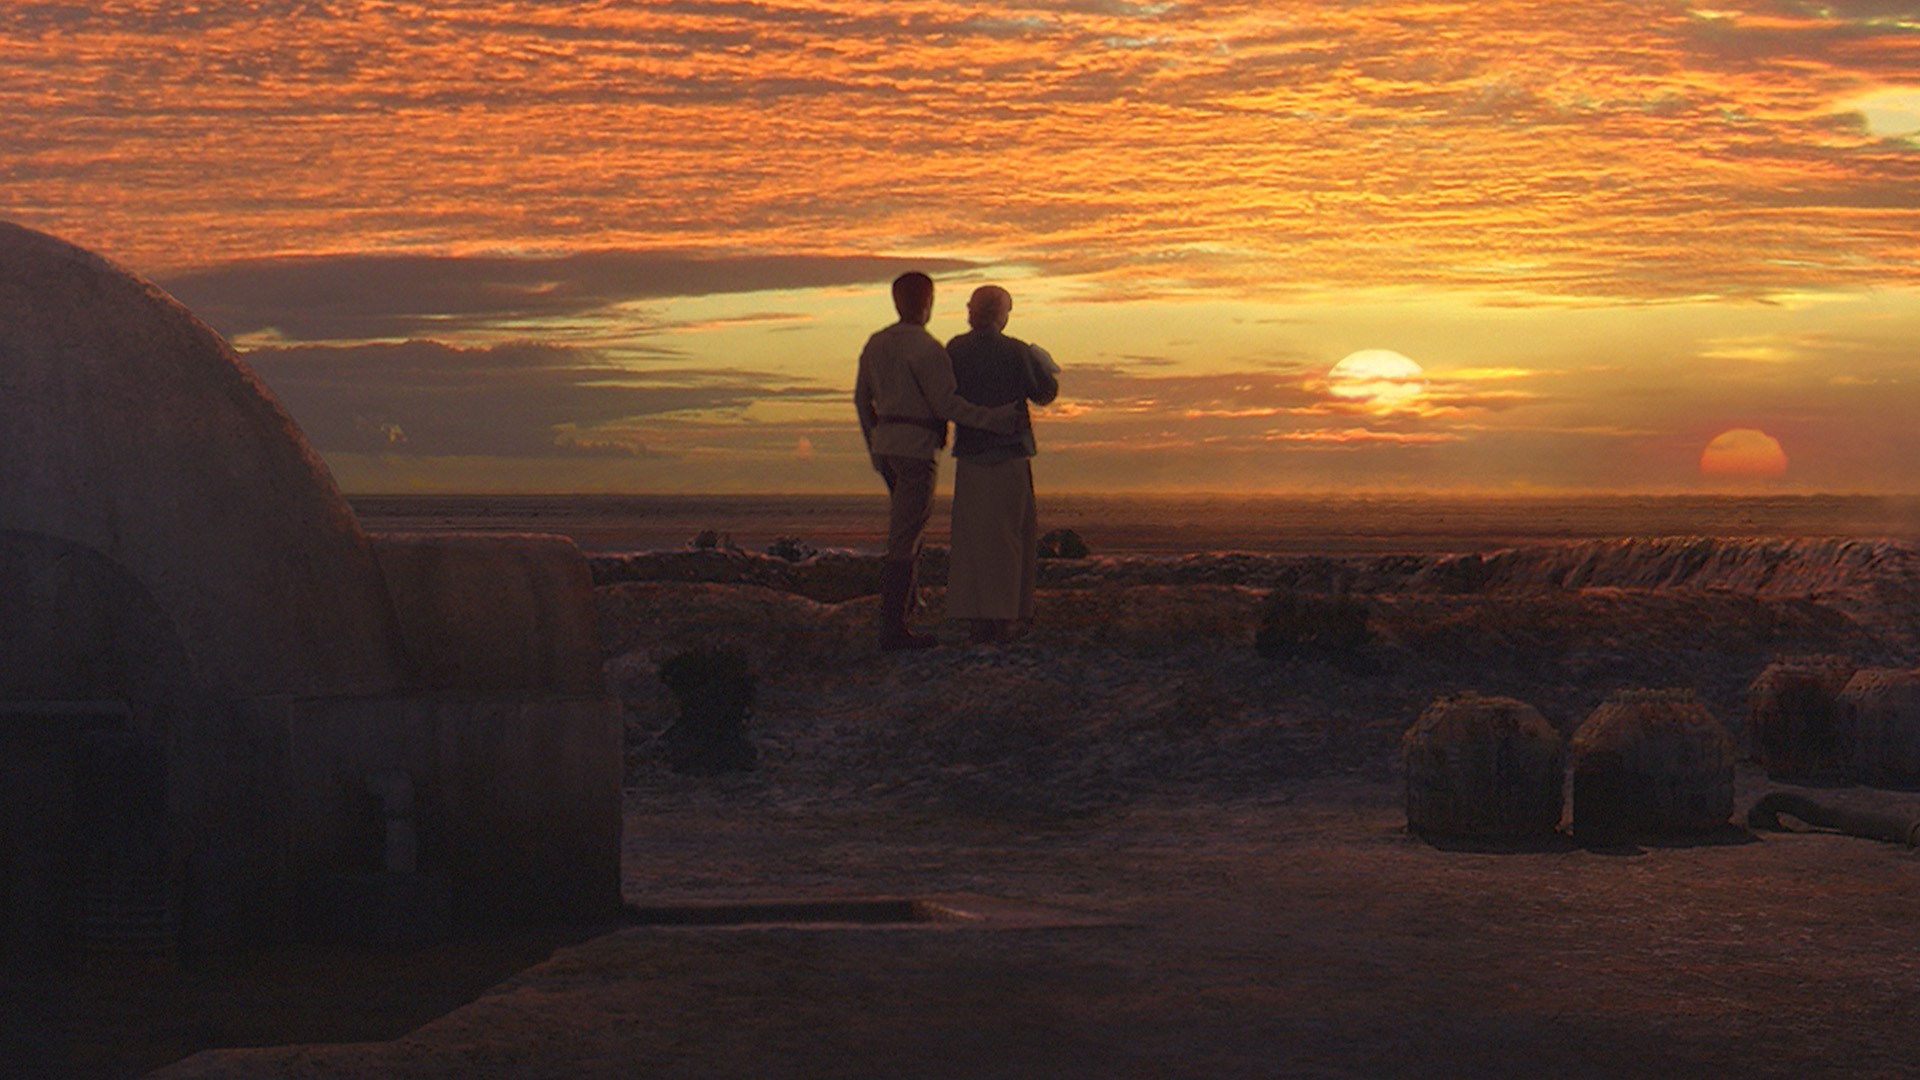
[947,456,1038,621]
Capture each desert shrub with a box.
[1254,588,1373,669]
[689,529,737,551]
[657,647,757,774]
[1038,528,1090,559]
[766,535,816,562]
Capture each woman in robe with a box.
[945,285,1060,645]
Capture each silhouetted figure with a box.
[946,285,1059,645]
[854,273,1019,651]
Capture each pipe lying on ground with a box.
[1746,792,1920,846]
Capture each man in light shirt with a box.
[854,272,1020,651]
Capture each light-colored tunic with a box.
[854,321,1010,462]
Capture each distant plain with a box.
[349,492,1920,556]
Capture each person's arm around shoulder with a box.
[912,333,1020,435]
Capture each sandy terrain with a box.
[43,539,1920,1078]
[346,493,1920,557]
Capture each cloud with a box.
[1059,363,1325,418]
[1282,368,1549,418]
[1439,367,1542,382]
[662,311,816,334]
[1262,428,1464,446]
[1737,1,1920,26]
[1842,86,1920,140]
[1031,361,1546,466]
[17,0,1920,301]
[550,430,671,458]
[243,338,820,459]
[1698,336,1804,364]
[18,1,1920,497]
[159,252,978,344]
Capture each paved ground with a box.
[149,769,1920,1080]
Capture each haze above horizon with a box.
[5,2,1919,494]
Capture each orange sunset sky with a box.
[6,1,1920,494]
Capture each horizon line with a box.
[340,490,1920,500]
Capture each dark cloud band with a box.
[244,338,830,459]
[161,252,978,343]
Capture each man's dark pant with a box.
[878,455,936,562]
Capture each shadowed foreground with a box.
[149,541,1920,1079]
[153,774,1919,1079]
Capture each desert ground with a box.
[35,537,1920,1078]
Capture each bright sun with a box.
[1327,349,1425,409]
[1699,428,1788,477]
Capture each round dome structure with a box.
[0,221,405,697]
[1569,689,1734,843]
[1402,693,1565,839]
[1748,656,1855,782]
[1836,669,1920,789]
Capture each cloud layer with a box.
[161,252,976,342]
[10,3,1920,492]
[8,2,1919,299]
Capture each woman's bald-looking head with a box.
[967,285,1012,331]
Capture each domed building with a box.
[1,222,620,953]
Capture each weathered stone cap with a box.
[371,532,606,696]
[0,220,407,697]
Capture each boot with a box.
[879,560,936,652]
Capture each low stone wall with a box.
[374,532,605,696]
[272,694,622,926]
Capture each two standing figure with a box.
[854,274,1059,650]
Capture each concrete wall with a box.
[176,528,625,939]
[273,695,623,926]
[0,525,624,947]
[0,529,195,712]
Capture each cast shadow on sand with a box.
[1411,822,1758,856]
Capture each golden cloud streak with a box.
[1438,367,1541,381]
[1262,428,1464,445]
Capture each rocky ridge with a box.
[595,537,1920,817]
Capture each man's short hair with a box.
[892,272,935,322]
[967,285,1012,330]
